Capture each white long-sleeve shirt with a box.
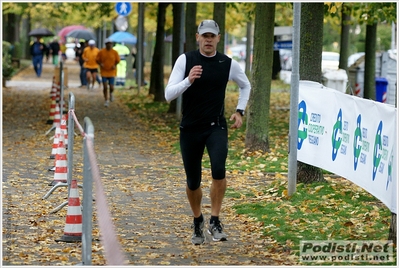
[165,52,251,111]
[165,51,251,129]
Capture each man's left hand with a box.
[229,112,243,129]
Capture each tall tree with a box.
[185,3,197,52]
[171,3,185,66]
[149,3,169,102]
[245,21,253,76]
[213,3,226,53]
[338,3,351,70]
[363,23,377,100]
[245,3,275,152]
[167,3,185,113]
[297,3,325,183]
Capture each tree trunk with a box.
[185,3,197,53]
[23,15,31,59]
[213,3,226,53]
[149,3,169,102]
[3,13,18,44]
[338,4,351,70]
[388,213,396,245]
[297,3,325,183]
[171,3,184,66]
[245,3,275,153]
[363,23,377,100]
[167,3,184,113]
[167,3,197,114]
[245,21,253,76]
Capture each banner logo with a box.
[372,121,383,181]
[331,109,343,161]
[298,100,308,150]
[353,114,362,170]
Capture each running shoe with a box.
[208,220,227,241]
[104,100,109,107]
[191,221,205,245]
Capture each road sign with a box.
[274,41,293,50]
[115,2,132,16]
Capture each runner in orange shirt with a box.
[83,39,100,90]
[96,39,120,107]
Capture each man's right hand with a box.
[188,65,202,84]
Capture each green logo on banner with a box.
[331,109,342,161]
[298,100,308,150]
[353,114,362,170]
[372,121,383,181]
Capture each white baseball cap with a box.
[88,39,96,45]
[104,38,112,44]
[197,20,220,35]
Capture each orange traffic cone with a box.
[52,103,61,128]
[55,179,82,242]
[50,76,58,99]
[46,94,57,125]
[49,133,67,186]
[60,114,68,148]
[49,122,62,159]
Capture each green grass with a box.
[232,178,395,265]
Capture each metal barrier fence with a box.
[43,63,127,265]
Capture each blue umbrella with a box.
[108,31,137,45]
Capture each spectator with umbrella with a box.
[28,27,53,77]
[30,37,48,77]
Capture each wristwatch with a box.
[236,109,244,116]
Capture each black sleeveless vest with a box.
[181,50,232,129]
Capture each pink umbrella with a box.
[58,25,87,40]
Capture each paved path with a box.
[2,61,296,265]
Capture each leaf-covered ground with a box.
[2,62,298,266]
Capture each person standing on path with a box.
[30,37,48,77]
[164,19,251,245]
[96,39,120,107]
[49,38,61,66]
[75,41,87,88]
[82,39,100,90]
[113,42,130,87]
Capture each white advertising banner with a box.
[297,81,397,213]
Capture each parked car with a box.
[322,51,340,72]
